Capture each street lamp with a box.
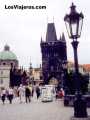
[64,3,88,118]
[64,3,84,92]
[64,3,84,40]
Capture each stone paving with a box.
[0,96,90,120]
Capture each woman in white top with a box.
[18,84,25,103]
[1,88,6,104]
[7,87,14,104]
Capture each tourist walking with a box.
[1,88,6,104]
[31,86,34,97]
[36,85,41,99]
[18,84,25,103]
[8,87,14,104]
[25,85,31,103]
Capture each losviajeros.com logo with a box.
[5,4,46,10]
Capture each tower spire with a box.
[30,58,32,69]
[46,23,57,42]
[41,36,43,43]
[59,35,62,41]
[61,33,66,42]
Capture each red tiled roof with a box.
[83,64,90,72]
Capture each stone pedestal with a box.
[71,116,90,120]
[74,93,87,118]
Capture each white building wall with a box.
[0,65,10,89]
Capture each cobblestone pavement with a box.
[0,96,90,120]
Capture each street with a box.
[0,96,90,120]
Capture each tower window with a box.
[51,66,54,71]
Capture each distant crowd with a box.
[0,84,41,104]
[0,84,65,105]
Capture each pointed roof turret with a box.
[59,35,62,41]
[30,62,32,69]
[29,58,33,69]
[40,64,42,68]
[61,33,66,42]
[46,23,57,42]
[41,36,43,43]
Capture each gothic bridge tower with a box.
[40,23,67,85]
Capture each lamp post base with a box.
[74,93,88,118]
[71,116,90,120]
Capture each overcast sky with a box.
[0,0,90,69]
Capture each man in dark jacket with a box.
[36,86,40,99]
[25,86,31,103]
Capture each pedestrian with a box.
[31,86,34,97]
[36,85,40,99]
[25,85,31,103]
[1,88,6,104]
[18,84,25,103]
[29,85,34,97]
[60,88,65,98]
[7,87,14,104]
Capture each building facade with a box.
[67,61,85,74]
[40,23,67,85]
[29,63,43,85]
[0,45,18,88]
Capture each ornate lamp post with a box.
[64,3,89,119]
[64,2,84,93]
